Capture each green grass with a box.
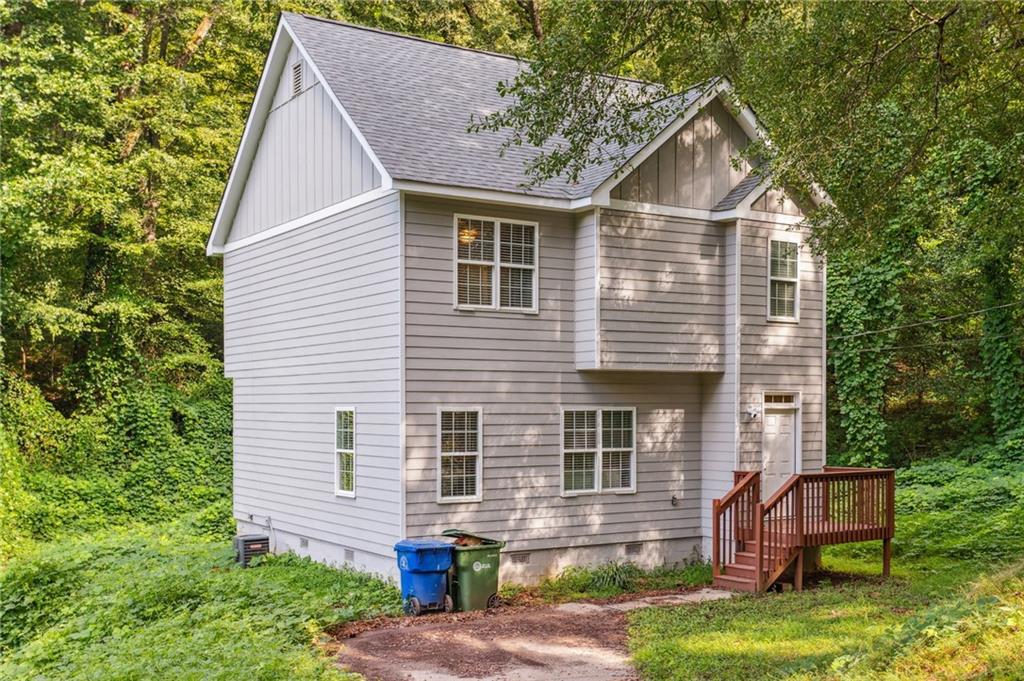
[499,561,713,604]
[0,522,401,681]
[628,453,1024,681]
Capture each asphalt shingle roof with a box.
[712,173,764,211]
[284,13,703,200]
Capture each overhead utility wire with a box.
[845,333,1013,354]
[830,301,1023,341]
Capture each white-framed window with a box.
[334,407,356,497]
[454,214,538,313]
[560,407,637,495]
[437,408,483,502]
[767,237,800,321]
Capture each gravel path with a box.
[335,588,732,681]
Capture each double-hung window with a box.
[561,408,636,495]
[455,215,537,312]
[438,409,483,502]
[334,408,355,496]
[768,238,800,321]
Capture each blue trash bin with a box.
[394,539,454,615]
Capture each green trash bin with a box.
[442,529,505,611]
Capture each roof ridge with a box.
[283,12,529,64]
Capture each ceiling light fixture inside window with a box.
[458,225,479,244]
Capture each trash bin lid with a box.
[394,538,451,552]
[441,529,503,546]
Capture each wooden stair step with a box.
[713,573,758,592]
[724,562,756,577]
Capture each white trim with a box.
[333,406,356,498]
[559,406,638,497]
[607,198,806,227]
[207,23,289,255]
[821,255,828,469]
[766,234,801,323]
[452,213,540,314]
[761,391,803,478]
[280,18,392,190]
[436,406,484,504]
[398,192,407,537]
[213,187,394,254]
[733,220,742,472]
[393,179,591,211]
[591,80,729,205]
[594,207,603,368]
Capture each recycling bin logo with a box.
[399,555,409,571]
[472,560,491,572]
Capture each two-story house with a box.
[208,12,833,585]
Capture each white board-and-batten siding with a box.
[223,192,403,571]
[403,196,703,553]
[228,47,382,244]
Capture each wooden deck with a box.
[712,467,895,592]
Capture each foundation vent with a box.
[344,548,355,563]
[299,537,309,549]
[625,542,643,557]
[509,552,531,565]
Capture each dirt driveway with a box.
[333,589,732,681]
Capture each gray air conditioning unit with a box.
[234,534,270,567]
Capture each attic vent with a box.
[291,62,303,97]
[625,542,643,557]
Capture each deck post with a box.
[882,538,892,578]
[712,499,721,578]
[754,502,765,591]
[795,549,804,592]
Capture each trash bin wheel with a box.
[443,594,454,613]
[486,593,499,609]
[406,597,423,616]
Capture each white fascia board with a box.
[281,17,393,191]
[206,22,290,256]
[590,79,730,206]
[393,179,593,212]
[607,197,806,226]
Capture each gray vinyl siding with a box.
[227,48,382,244]
[403,195,703,551]
[700,221,738,538]
[574,209,598,369]
[737,218,825,473]
[223,192,403,561]
[598,209,724,371]
[610,98,751,209]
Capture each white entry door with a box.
[762,408,798,499]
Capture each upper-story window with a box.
[454,215,538,313]
[768,238,800,322]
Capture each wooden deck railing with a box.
[712,467,896,592]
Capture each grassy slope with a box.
[628,454,1024,681]
[0,524,401,681]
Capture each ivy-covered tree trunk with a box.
[979,257,1024,439]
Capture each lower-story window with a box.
[335,408,355,496]
[561,407,636,495]
[438,408,483,502]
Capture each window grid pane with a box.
[563,451,596,492]
[335,410,354,450]
[770,240,798,279]
[602,410,633,450]
[499,266,533,309]
[602,450,632,490]
[499,222,535,266]
[338,451,354,492]
[441,454,478,498]
[457,263,493,306]
[770,280,796,318]
[563,410,597,450]
[457,218,495,262]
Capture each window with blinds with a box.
[335,408,355,496]
[561,408,636,495]
[768,238,799,321]
[455,215,537,312]
[438,409,482,501]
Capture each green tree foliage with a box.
[476,0,1024,460]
